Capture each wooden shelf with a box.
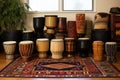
[111,14,120,45]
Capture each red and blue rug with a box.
[0,57,120,78]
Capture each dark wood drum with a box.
[77,38,90,58]
[19,41,34,62]
[64,38,76,57]
[105,42,117,62]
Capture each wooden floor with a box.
[0,51,120,80]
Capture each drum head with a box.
[105,42,117,44]
[37,38,49,41]
[3,41,16,45]
[19,41,33,44]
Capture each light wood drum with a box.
[3,41,16,60]
[94,12,109,30]
[93,41,104,62]
[45,15,58,28]
[50,39,64,59]
[46,29,56,34]
[36,38,49,58]
[19,41,34,62]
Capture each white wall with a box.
[25,0,120,30]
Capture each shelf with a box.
[111,13,120,47]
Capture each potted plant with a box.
[0,0,29,42]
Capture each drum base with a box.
[39,53,47,58]
[21,56,31,62]
[6,54,14,60]
[51,52,63,59]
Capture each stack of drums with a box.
[55,17,67,39]
[92,12,110,42]
[76,14,85,38]
[45,15,58,40]
[67,21,77,39]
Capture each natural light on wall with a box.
[63,0,93,11]
[28,0,93,12]
[29,0,59,11]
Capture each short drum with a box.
[19,41,34,62]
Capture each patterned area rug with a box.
[0,57,120,78]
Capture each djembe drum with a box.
[45,15,58,28]
[3,41,16,60]
[45,15,58,40]
[105,42,117,62]
[64,38,76,57]
[67,21,77,39]
[22,30,34,41]
[57,17,67,33]
[94,12,109,30]
[76,14,85,37]
[33,17,45,38]
[36,38,49,58]
[50,39,64,59]
[77,38,90,58]
[93,41,104,62]
[19,41,34,62]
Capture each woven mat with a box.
[0,57,120,78]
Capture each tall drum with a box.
[76,14,85,37]
[105,42,117,62]
[64,38,76,57]
[67,21,77,39]
[93,41,104,62]
[36,38,49,58]
[33,17,45,30]
[33,17,45,38]
[77,38,90,58]
[50,39,64,59]
[19,41,34,62]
